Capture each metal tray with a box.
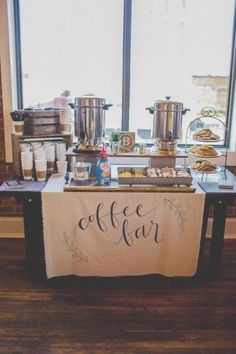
[117,167,193,186]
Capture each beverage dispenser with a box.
[69,94,112,153]
[146,96,189,152]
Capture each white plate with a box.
[190,166,221,174]
[188,150,222,158]
[192,137,223,143]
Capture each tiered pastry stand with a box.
[184,107,228,180]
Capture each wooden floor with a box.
[0,238,236,354]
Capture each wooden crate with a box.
[23,110,60,136]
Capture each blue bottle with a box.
[96,143,111,185]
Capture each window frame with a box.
[12,0,236,149]
[0,0,14,162]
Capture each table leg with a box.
[22,194,46,278]
[196,198,210,276]
[209,199,227,280]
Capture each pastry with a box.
[176,170,191,177]
[189,145,199,154]
[193,128,220,141]
[191,159,217,172]
[147,168,158,177]
[146,167,190,178]
[190,144,218,156]
[118,170,132,177]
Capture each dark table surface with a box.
[0,167,236,195]
[0,180,46,194]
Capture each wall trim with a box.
[0,216,236,239]
[0,0,13,162]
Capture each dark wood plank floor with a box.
[0,238,236,354]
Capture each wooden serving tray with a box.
[63,180,196,193]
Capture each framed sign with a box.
[119,132,135,152]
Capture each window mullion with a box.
[13,0,23,109]
[226,0,236,147]
[122,0,132,131]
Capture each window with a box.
[13,0,236,145]
[130,0,235,144]
[19,0,123,131]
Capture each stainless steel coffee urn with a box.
[146,96,189,152]
[69,94,112,153]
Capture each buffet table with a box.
[1,169,236,280]
[42,176,205,278]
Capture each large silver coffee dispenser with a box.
[146,97,189,152]
[69,94,112,152]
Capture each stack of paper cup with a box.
[59,107,71,134]
[21,151,33,180]
[33,148,46,162]
[35,159,47,181]
[45,144,55,172]
[56,142,66,161]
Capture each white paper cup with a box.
[31,142,42,150]
[21,150,32,155]
[56,142,66,160]
[22,168,33,180]
[21,151,33,159]
[34,149,46,161]
[22,170,32,180]
[21,161,33,168]
[57,153,66,161]
[21,152,33,167]
[21,152,33,172]
[33,146,45,152]
[44,141,55,146]
[35,158,47,167]
[35,159,47,181]
[45,144,55,160]
[13,121,24,135]
[45,144,56,172]
[57,160,68,176]
[36,170,47,181]
[20,143,31,152]
[47,160,55,172]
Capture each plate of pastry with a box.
[118,167,192,185]
[192,128,221,142]
[189,145,221,158]
[190,159,221,174]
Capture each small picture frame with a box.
[119,132,135,152]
